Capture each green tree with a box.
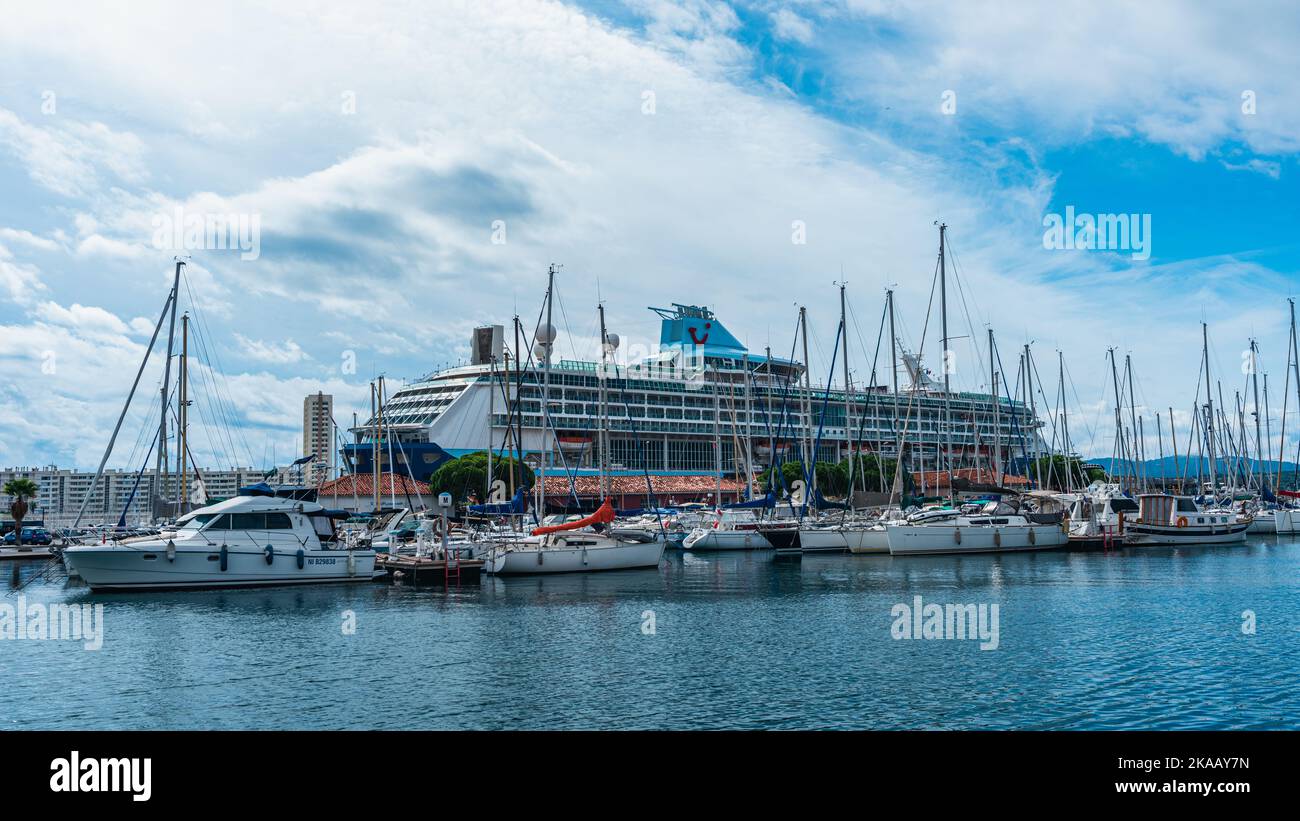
[1028,455,1104,491]
[759,460,844,496]
[839,454,914,496]
[428,452,535,505]
[4,477,39,551]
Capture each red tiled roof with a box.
[911,468,1030,489]
[318,474,431,496]
[540,475,749,498]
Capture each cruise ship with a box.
[342,303,1046,490]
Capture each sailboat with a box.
[874,224,1068,556]
[484,499,664,573]
[484,273,665,574]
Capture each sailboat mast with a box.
[839,283,853,503]
[487,354,495,502]
[1203,322,1216,493]
[379,375,388,508]
[370,382,378,511]
[1264,374,1273,485]
[938,223,953,498]
[1108,348,1124,488]
[1290,300,1300,492]
[1251,339,1263,489]
[1125,354,1140,491]
[539,265,556,516]
[989,328,999,486]
[800,305,814,489]
[156,260,183,513]
[177,312,189,516]
[888,289,900,483]
[712,362,722,509]
[1025,343,1040,489]
[598,301,609,500]
[1169,407,1179,493]
[742,352,754,499]
[1058,351,1070,491]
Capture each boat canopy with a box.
[468,487,527,515]
[531,499,615,536]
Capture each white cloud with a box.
[828,0,1300,159]
[0,228,60,252]
[771,8,814,44]
[234,334,311,365]
[0,108,146,198]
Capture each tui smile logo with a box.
[688,323,711,345]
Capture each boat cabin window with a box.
[1175,499,1198,512]
[1110,499,1140,513]
[310,516,337,542]
[208,512,295,530]
[178,513,217,531]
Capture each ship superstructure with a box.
[343,304,1045,485]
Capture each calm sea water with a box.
[2,539,1297,730]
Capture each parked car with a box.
[3,528,52,546]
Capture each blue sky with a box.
[1,0,1299,471]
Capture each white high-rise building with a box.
[0,465,267,529]
[303,392,334,484]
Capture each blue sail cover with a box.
[724,492,776,510]
[469,487,526,515]
[1262,484,1277,503]
[813,489,850,511]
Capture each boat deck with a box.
[379,554,485,584]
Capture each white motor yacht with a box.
[1123,494,1249,546]
[63,494,377,591]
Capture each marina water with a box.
[3,540,1297,730]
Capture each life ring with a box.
[1176,516,1189,529]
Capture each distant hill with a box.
[1087,455,1300,483]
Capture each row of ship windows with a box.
[494,414,1032,439]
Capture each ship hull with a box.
[64,544,377,591]
[486,539,664,574]
[887,524,1068,556]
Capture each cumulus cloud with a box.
[234,334,311,365]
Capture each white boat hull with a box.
[487,539,664,574]
[798,528,848,552]
[1247,509,1300,534]
[683,528,771,551]
[1123,522,1249,545]
[886,524,1068,556]
[63,544,377,591]
[846,527,891,554]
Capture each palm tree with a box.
[3,478,39,551]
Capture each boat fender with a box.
[219,544,228,572]
[994,530,1001,547]
[1029,528,1036,545]
[264,544,274,565]
[582,546,588,566]
[1176,516,1188,529]
[537,550,544,566]
[166,539,176,562]
[296,548,305,570]
[347,551,356,576]
[954,529,961,545]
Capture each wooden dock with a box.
[0,547,56,561]
[378,554,484,584]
